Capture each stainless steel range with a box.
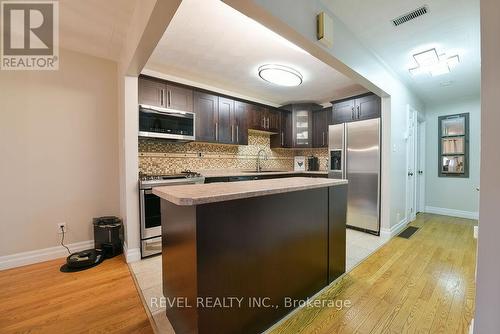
[139,171,205,257]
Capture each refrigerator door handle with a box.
[343,123,347,179]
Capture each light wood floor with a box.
[0,256,153,334]
[270,213,477,334]
[0,214,476,334]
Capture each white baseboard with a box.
[380,217,408,238]
[0,240,94,271]
[425,206,479,220]
[123,242,141,263]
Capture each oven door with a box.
[140,189,162,239]
[138,105,195,141]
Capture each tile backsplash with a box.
[139,131,328,175]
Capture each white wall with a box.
[424,98,480,218]
[226,0,424,234]
[475,0,500,331]
[0,49,119,257]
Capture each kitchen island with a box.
[153,177,347,334]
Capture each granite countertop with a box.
[152,177,347,206]
[199,170,329,178]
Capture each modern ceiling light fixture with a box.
[408,48,460,77]
[258,64,303,86]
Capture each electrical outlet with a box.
[58,222,67,234]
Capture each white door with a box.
[416,120,426,213]
[406,106,417,222]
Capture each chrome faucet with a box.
[256,149,268,172]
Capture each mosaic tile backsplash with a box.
[139,131,329,175]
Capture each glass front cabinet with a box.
[438,113,469,178]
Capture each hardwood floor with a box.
[0,214,476,334]
[0,256,153,334]
[270,213,477,334]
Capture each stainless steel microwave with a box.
[138,104,195,141]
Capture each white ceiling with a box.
[145,0,366,106]
[59,0,138,61]
[324,0,481,105]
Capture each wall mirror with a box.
[438,113,469,177]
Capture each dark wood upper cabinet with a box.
[267,109,281,133]
[248,106,280,133]
[331,93,381,124]
[271,110,292,148]
[139,78,165,107]
[195,94,247,145]
[273,103,321,148]
[234,101,249,145]
[292,106,313,148]
[167,85,193,112]
[331,99,355,124]
[217,97,234,144]
[139,78,194,112]
[313,108,329,148]
[248,105,263,130]
[356,94,381,121]
[194,91,218,142]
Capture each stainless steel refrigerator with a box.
[328,118,380,234]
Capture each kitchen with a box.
[0,0,485,333]
[132,0,386,332]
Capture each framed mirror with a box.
[438,113,469,177]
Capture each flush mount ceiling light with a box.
[258,64,303,86]
[408,48,460,77]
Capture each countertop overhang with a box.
[152,176,348,206]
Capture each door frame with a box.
[406,105,418,222]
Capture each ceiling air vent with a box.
[392,6,428,27]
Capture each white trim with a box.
[123,242,141,263]
[416,119,426,213]
[425,206,479,220]
[380,217,409,238]
[0,240,94,271]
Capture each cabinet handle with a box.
[267,117,270,129]
[215,122,218,141]
[322,132,325,146]
[351,107,355,119]
[167,90,171,107]
[357,105,360,118]
[281,131,284,146]
[236,125,239,143]
[231,125,234,142]
[160,89,164,106]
